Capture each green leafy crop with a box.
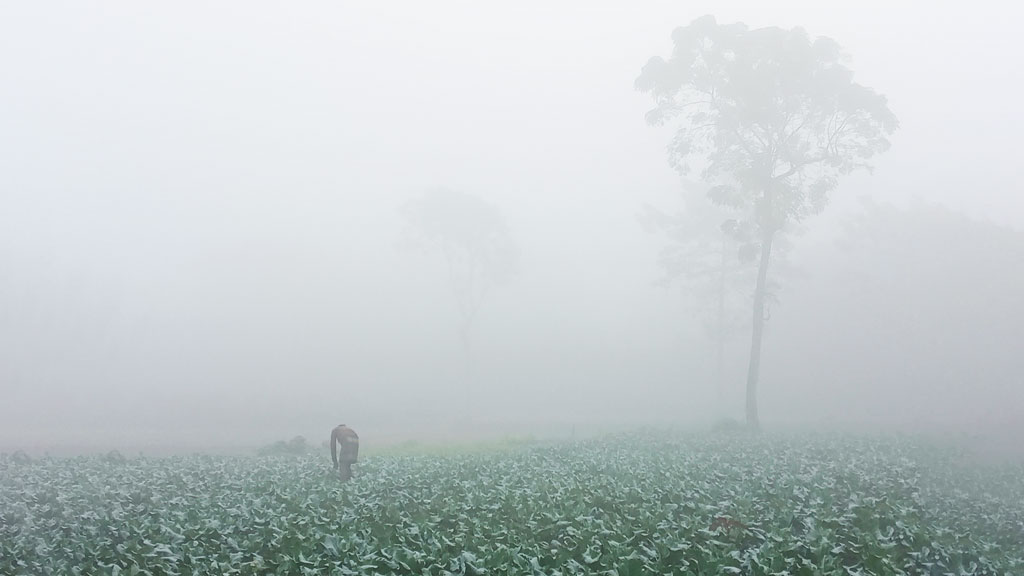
[2,433,1021,575]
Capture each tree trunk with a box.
[716,238,727,417]
[744,231,774,429]
[458,321,474,409]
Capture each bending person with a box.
[330,424,359,481]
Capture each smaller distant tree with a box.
[400,189,519,389]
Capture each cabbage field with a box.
[2,433,1022,575]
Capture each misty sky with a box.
[1,1,1022,450]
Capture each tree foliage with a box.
[638,181,755,342]
[636,15,898,231]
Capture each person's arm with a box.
[330,427,339,469]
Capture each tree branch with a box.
[771,154,830,181]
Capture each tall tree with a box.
[636,15,898,427]
[400,189,518,395]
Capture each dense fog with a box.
[1,1,1021,454]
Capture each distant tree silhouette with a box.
[637,16,898,427]
[400,189,518,399]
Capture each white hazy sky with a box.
[1,1,1021,450]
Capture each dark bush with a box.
[711,417,745,434]
[257,435,310,457]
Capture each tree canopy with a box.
[636,15,898,232]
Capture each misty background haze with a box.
[1,1,1021,453]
